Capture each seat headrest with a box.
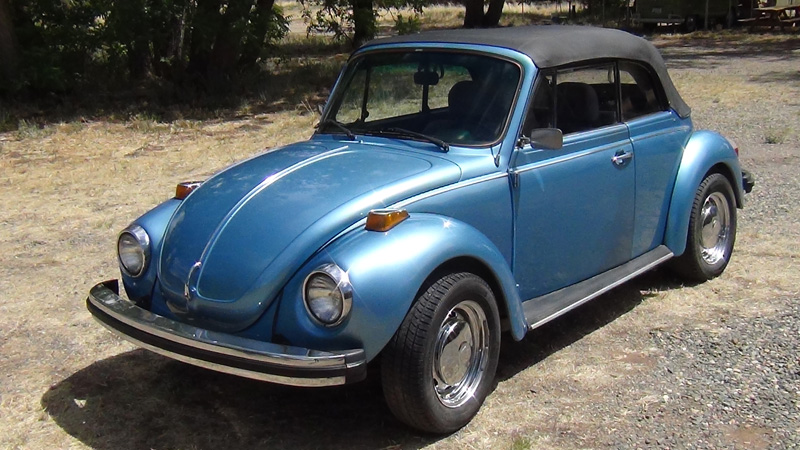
[557,82,600,129]
[449,81,479,116]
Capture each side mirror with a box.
[529,128,563,150]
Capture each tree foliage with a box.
[2,0,289,96]
[301,0,424,47]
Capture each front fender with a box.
[121,199,182,302]
[664,130,743,257]
[273,213,526,361]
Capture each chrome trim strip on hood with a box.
[197,145,350,266]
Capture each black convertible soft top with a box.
[360,26,690,119]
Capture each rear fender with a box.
[273,213,526,361]
[664,130,743,257]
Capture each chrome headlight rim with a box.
[117,224,151,278]
[302,263,353,327]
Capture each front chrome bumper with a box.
[87,280,367,387]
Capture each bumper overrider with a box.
[86,280,367,387]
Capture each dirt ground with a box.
[0,31,798,449]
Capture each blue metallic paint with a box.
[157,138,463,332]
[121,199,181,302]
[107,38,746,376]
[272,214,526,360]
[512,124,635,300]
[664,130,743,257]
[626,111,692,257]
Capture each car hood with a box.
[158,139,461,331]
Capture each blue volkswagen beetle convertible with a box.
[88,26,754,433]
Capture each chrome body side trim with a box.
[523,245,674,330]
[317,171,509,253]
[394,172,509,209]
[87,281,366,387]
[512,144,616,175]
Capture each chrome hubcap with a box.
[432,300,488,408]
[699,192,731,265]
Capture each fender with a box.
[121,199,182,302]
[272,213,527,362]
[664,130,744,257]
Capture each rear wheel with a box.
[670,173,737,282]
[381,272,500,433]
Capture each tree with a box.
[463,0,506,28]
[301,0,424,47]
[352,0,375,46]
[0,0,18,90]
[3,0,289,96]
[301,0,377,46]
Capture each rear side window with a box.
[555,64,618,134]
[521,64,622,138]
[521,61,670,140]
[619,61,667,121]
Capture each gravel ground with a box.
[645,297,800,448]
[599,34,800,449]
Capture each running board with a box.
[523,245,673,330]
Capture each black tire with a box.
[670,173,737,282]
[381,272,501,434]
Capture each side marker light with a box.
[365,209,409,232]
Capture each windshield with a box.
[321,51,521,146]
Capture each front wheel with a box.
[670,173,737,282]
[381,272,500,433]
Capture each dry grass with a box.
[1,28,798,449]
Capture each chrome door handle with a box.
[612,151,633,166]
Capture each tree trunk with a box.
[463,0,484,28]
[164,0,190,77]
[186,0,223,80]
[0,0,20,89]
[482,0,505,26]
[207,0,254,90]
[352,0,375,47]
[239,0,277,69]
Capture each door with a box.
[512,65,635,301]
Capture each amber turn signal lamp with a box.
[175,181,203,200]
[365,209,409,232]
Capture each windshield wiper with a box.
[371,127,449,152]
[317,119,356,140]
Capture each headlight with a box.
[303,264,352,327]
[117,225,151,277]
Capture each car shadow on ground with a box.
[42,351,434,449]
[42,269,689,449]
[496,268,689,382]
